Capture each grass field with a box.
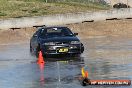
[0,0,110,19]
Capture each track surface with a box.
[0,37,132,88]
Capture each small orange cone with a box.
[37,51,45,64]
[85,71,89,78]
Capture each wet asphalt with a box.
[0,36,132,88]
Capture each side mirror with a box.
[74,33,78,36]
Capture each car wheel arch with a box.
[37,43,41,51]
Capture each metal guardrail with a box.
[0,8,132,30]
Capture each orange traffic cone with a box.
[37,51,45,64]
[85,71,89,78]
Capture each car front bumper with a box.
[41,44,84,55]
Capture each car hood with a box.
[39,36,79,43]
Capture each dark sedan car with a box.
[30,26,84,57]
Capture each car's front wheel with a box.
[81,43,84,53]
[30,44,34,56]
[30,45,32,53]
[35,46,41,58]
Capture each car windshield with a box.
[40,27,74,38]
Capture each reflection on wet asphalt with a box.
[0,37,132,88]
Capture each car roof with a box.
[38,26,67,30]
[46,26,68,29]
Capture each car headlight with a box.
[43,42,55,45]
[71,41,81,44]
